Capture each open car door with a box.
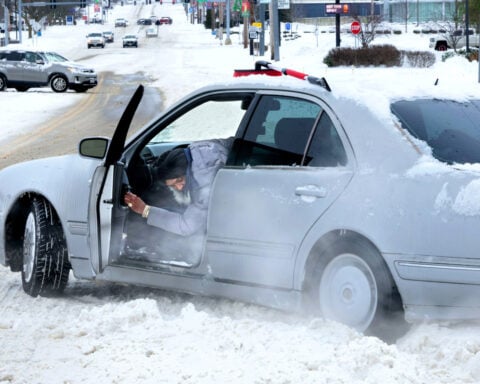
[88,85,144,273]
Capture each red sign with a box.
[351,21,361,35]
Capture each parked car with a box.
[158,16,172,25]
[429,28,480,51]
[86,32,105,48]
[2,61,480,341]
[146,27,157,38]
[114,18,127,27]
[122,34,138,47]
[0,49,97,92]
[102,31,114,43]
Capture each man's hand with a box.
[124,191,147,215]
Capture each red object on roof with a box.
[233,69,281,77]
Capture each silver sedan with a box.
[1,68,480,342]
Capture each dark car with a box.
[137,18,152,25]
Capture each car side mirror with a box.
[79,137,109,159]
[35,59,44,65]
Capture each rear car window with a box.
[391,99,480,164]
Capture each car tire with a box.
[87,45,91,49]
[21,197,70,298]
[50,74,68,93]
[0,74,7,91]
[305,238,407,342]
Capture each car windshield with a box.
[89,33,102,37]
[391,99,480,164]
[43,52,68,62]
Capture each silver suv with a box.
[0,49,97,93]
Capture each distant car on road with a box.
[122,34,138,48]
[86,32,105,48]
[102,31,114,43]
[0,49,97,92]
[158,16,172,25]
[146,27,157,38]
[137,18,152,25]
[115,18,127,27]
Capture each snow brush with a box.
[234,60,331,92]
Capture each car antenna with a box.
[234,60,331,92]
[434,78,439,86]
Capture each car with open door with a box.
[2,61,480,343]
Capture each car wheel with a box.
[15,86,29,92]
[50,74,68,93]
[22,197,70,297]
[0,75,7,91]
[305,239,406,342]
[87,45,91,49]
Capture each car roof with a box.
[166,72,480,171]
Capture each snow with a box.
[2,3,480,383]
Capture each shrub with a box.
[401,51,436,67]
[323,45,435,68]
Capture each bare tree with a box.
[352,14,383,48]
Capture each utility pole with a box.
[225,0,231,44]
[3,1,9,46]
[17,0,22,43]
[269,0,279,60]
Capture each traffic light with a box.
[50,0,56,9]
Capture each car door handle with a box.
[295,185,327,198]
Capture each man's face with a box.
[165,175,186,192]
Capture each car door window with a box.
[228,95,320,166]
[6,51,23,61]
[307,112,347,166]
[228,95,347,167]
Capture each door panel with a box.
[207,166,353,288]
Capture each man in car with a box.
[123,137,233,263]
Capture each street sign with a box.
[351,21,361,35]
[325,4,349,14]
[278,0,289,9]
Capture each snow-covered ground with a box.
[2,3,480,383]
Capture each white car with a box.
[122,34,138,47]
[86,32,105,48]
[146,27,157,38]
[114,18,127,27]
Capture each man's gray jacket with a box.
[146,137,234,236]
